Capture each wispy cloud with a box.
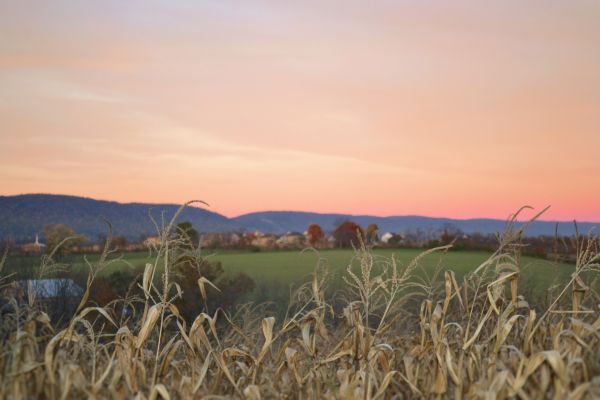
[0,71,130,103]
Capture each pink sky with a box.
[1,1,599,221]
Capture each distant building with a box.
[200,233,224,248]
[251,235,277,249]
[326,235,336,246]
[1,279,85,320]
[380,232,404,246]
[2,279,84,303]
[20,234,46,253]
[124,243,144,252]
[229,233,241,245]
[381,232,394,244]
[200,232,243,248]
[143,236,162,249]
[276,233,305,249]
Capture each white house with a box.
[381,232,394,244]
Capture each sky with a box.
[1,1,599,221]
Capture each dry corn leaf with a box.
[136,304,162,349]
[149,384,170,400]
[197,277,220,302]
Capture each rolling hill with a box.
[232,211,597,237]
[0,194,238,242]
[0,194,597,242]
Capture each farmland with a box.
[5,248,575,305]
[2,225,599,399]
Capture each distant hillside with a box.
[0,194,239,242]
[232,211,598,237]
[1,194,597,242]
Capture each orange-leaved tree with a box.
[333,220,363,248]
[306,223,325,247]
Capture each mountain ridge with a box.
[231,210,596,237]
[0,194,237,242]
[1,194,597,241]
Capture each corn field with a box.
[1,205,599,399]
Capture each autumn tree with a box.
[440,229,453,246]
[333,220,363,248]
[439,224,461,246]
[366,223,379,245]
[43,224,84,257]
[306,223,325,247]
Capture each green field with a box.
[7,248,574,305]
[207,249,575,305]
[208,249,566,281]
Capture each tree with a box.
[440,229,453,246]
[172,256,255,322]
[366,224,379,245]
[43,224,83,257]
[306,223,325,247]
[113,236,127,250]
[439,224,462,246]
[89,277,119,307]
[333,220,363,248]
[175,221,199,248]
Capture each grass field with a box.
[207,248,569,283]
[207,248,575,309]
[7,247,574,304]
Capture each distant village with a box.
[11,219,580,262]
[16,228,403,253]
